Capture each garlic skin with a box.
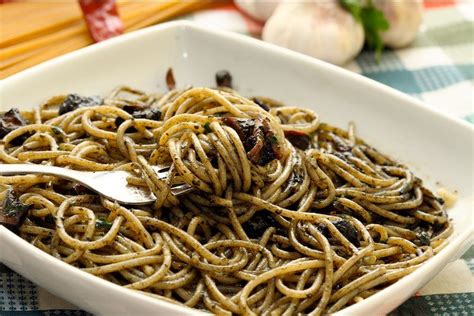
[262,1,364,66]
[373,0,423,48]
[234,0,280,22]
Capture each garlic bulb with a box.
[373,0,423,48]
[262,1,364,66]
[234,0,280,22]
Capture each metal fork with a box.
[0,164,192,205]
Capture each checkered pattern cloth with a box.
[1,1,473,315]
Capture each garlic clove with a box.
[262,1,364,66]
[373,0,423,48]
[234,0,281,22]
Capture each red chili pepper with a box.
[78,0,124,42]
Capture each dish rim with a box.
[1,21,473,315]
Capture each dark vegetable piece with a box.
[115,117,125,128]
[0,108,29,145]
[317,219,360,247]
[33,214,56,230]
[96,218,113,230]
[0,189,30,229]
[252,118,281,165]
[166,68,176,90]
[222,117,255,146]
[284,130,311,150]
[78,0,124,42]
[416,231,431,246]
[256,138,278,166]
[286,168,304,191]
[252,98,270,112]
[247,118,266,163]
[45,214,55,225]
[333,219,360,247]
[131,108,162,121]
[242,211,278,238]
[317,223,331,238]
[222,116,280,166]
[115,108,161,131]
[215,70,232,88]
[122,104,147,114]
[0,108,27,137]
[116,104,143,127]
[120,103,161,121]
[203,122,212,134]
[58,94,103,115]
[413,226,433,246]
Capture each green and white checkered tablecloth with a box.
[1,1,473,315]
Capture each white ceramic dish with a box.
[1,21,473,315]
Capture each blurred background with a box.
[0,0,472,123]
[0,1,473,314]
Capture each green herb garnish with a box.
[0,189,30,228]
[416,231,431,246]
[2,192,30,217]
[340,0,390,60]
[340,0,362,19]
[96,218,113,229]
[269,135,278,144]
[203,122,212,134]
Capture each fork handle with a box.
[0,164,89,183]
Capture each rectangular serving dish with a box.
[0,21,473,315]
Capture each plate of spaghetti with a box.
[1,22,473,315]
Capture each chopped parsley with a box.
[96,218,113,229]
[203,122,212,134]
[0,189,30,228]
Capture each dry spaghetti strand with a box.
[0,1,225,78]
